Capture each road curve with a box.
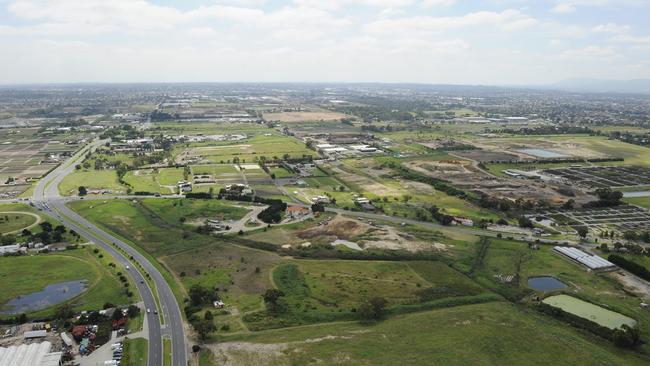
[32,142,187,366]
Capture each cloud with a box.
[556,45,620,60]
[363,9,538,35]
[421,0,456,6]
[551,3,575,13]
[591,23,631,35]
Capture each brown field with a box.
[263,111,351,123]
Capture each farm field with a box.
[0,248,133,318]
[0,128,81,183]
[214,302,649,365]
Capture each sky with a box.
[0,0,649,85]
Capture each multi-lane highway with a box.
[31,142,187,366]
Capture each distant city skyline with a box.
[0,0,649,85]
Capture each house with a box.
[355,197,370,204]
[220,184,253,198]
[453,217,474,226]
[287,206,310,218]
[178,181,192,193]
[312,195,330,204]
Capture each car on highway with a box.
[147,308,151,313]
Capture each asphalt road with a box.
[31,142,187,366]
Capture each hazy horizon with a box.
[1,0,649,85]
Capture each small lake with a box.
[528,276,567,292]
[516,148,567,159]
[0,280,87,314]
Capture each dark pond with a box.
[0,280,87,314]
[527,276,567,292]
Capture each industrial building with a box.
[0,341,62,366]
[553,246,616,270]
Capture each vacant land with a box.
[0,211,39,234]
[59,169,125,195]
[213,302,648,365]
[243,259,490,330]
[175,135,313,164]
[263,111,350,123]
[123,167,185,194]
[0,248,132,317]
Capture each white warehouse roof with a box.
[553,246,615,270]
[0,341,62,366]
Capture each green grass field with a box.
[624,196,650,209]
[59,169,126,195]
[0,212,37,234]
[218,302,649,365]
[121,337,148,366]
[269,167,293,178]
[174,134,314,164]
[141,198,249,224]
[163,338,172,366]
[243,259,490,330]
[69,199,216,256]
[0,248,133,317]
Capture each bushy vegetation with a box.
[608,255,650,281]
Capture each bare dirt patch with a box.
[209,333,362,366]
[297,216,369,241]
[263,111,350,123]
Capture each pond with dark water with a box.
[0,280,87,314]
[527,276,567,292]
